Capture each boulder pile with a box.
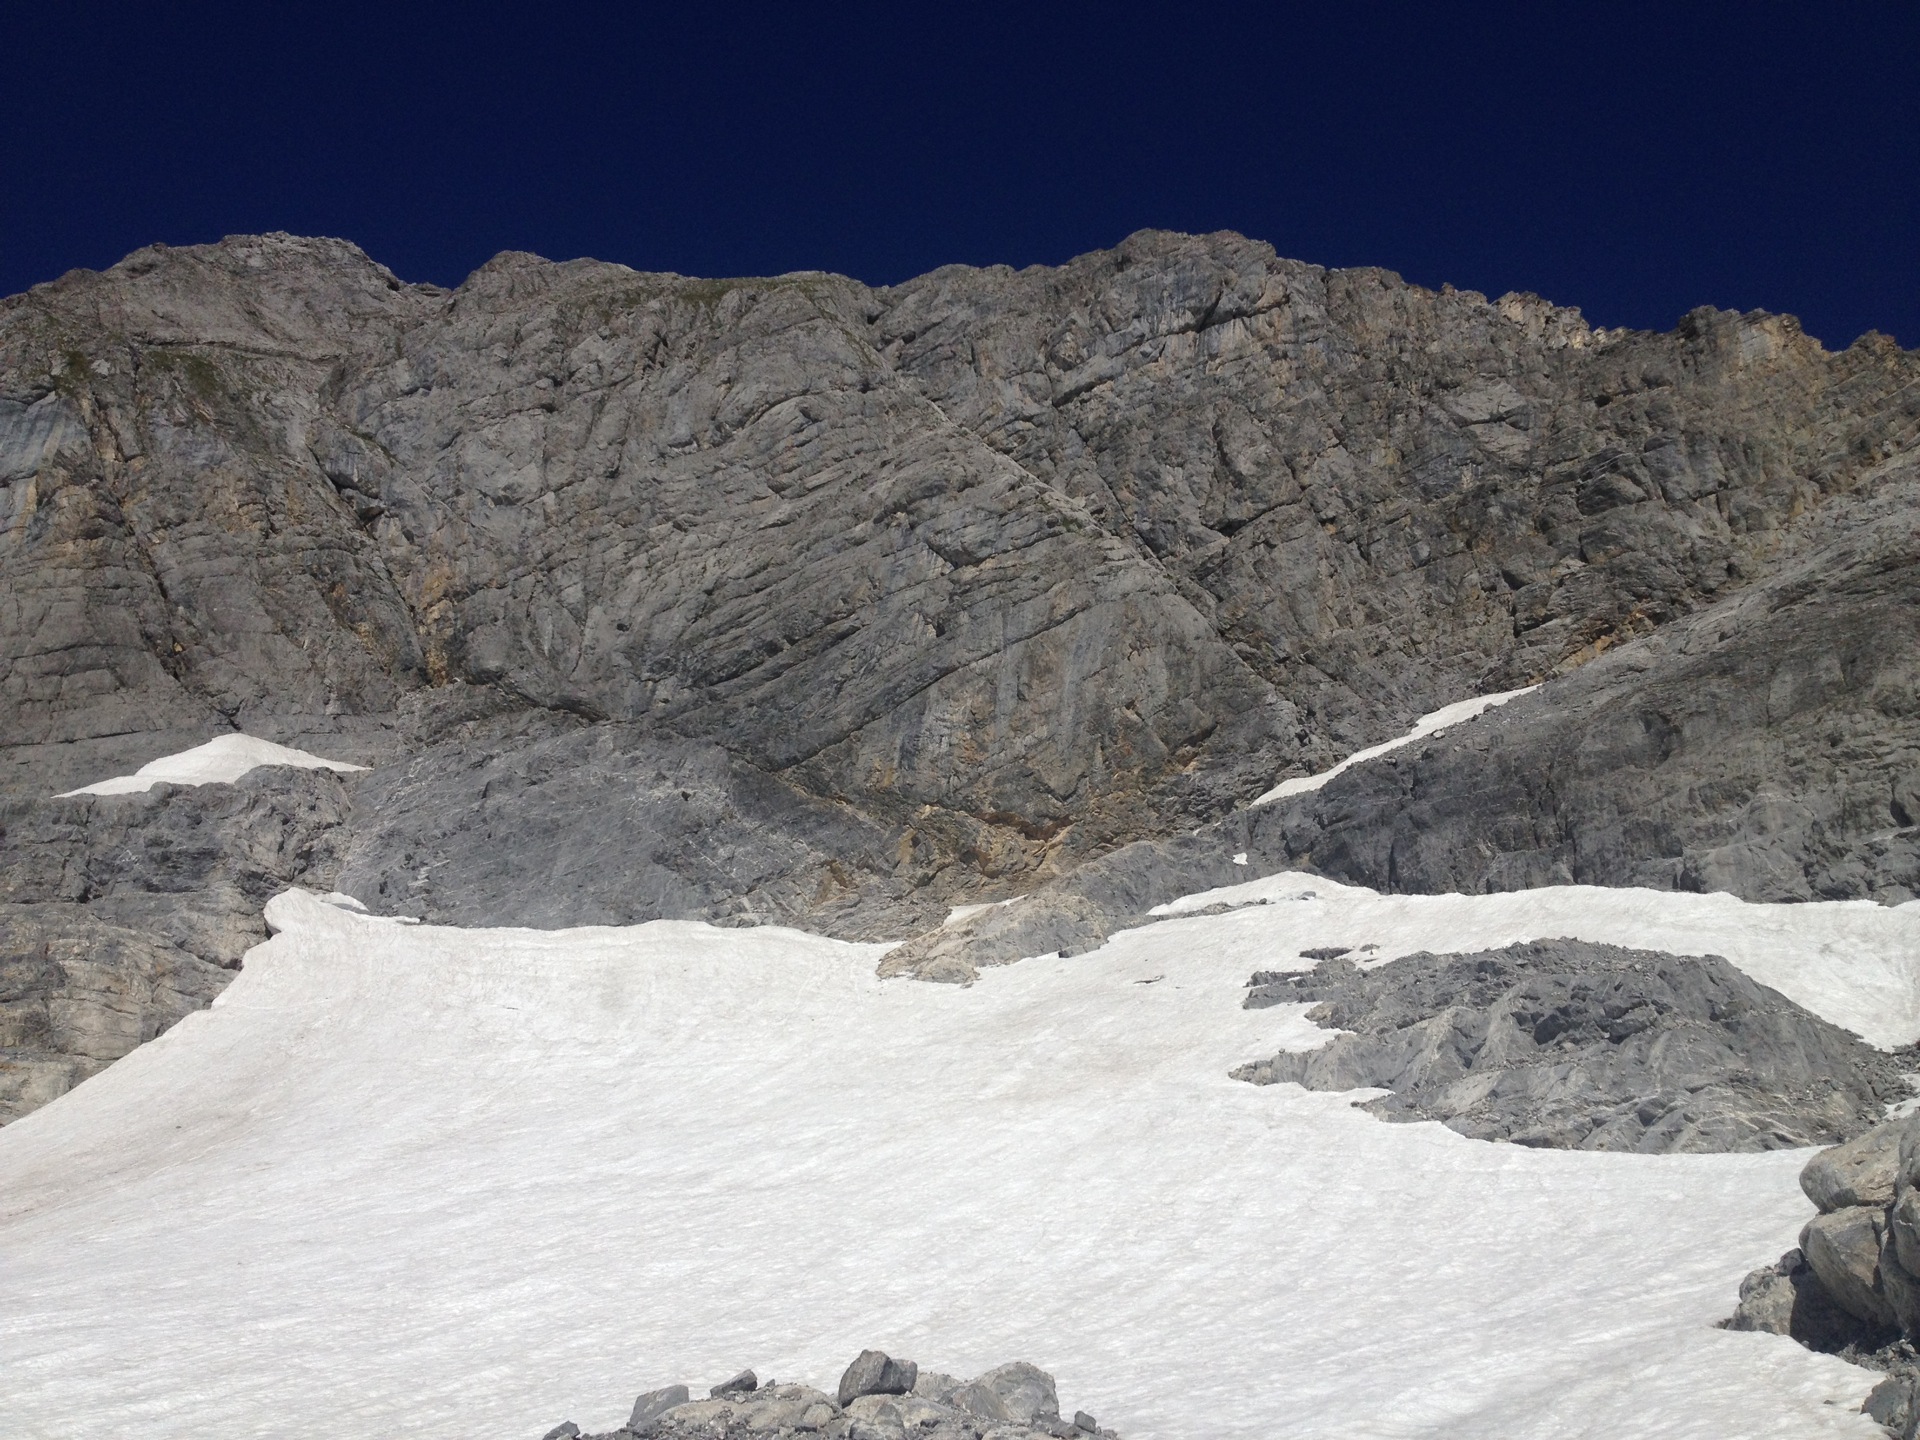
[541,1351,1118,1440]
[1726,1115,1920,1435]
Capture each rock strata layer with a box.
[1233,939,1910,1152]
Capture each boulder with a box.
[541,1425,580,1440]
[842,1393,907,1440]
[1801,1119,1909,1211]
[1801,1207,1900,1332]
[837,1351,918,1407]
[896,1395,964,1431]
[971,1362,1060,1424]
[1900,1121,1920,1196]
[912,1371,962,1402]
[1725,1264,1798,1336]
[1883,1252,1920,1338]
[1864,1376,1920,1440]
[950,1381,1012,1422]
[710,1369,757,1398]
[1724,1247,1877,1350]
[627,1384,691,1434]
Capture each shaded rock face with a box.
[1723,1247,1873,1353]
[3,228,1919,1117]
[1234,939,1909,1152]
[333,711,942,939]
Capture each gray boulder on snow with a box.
[1804,1125,1908,1212]
[837,1351,918,1406]
[1865,1375,1920,1440]
[1725,1115,1920,1378]
[968,1362,1059,1423]
[626,1385,691,1433]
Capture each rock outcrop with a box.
[1234,939,1911,1151]
[541,1352,1114,1440]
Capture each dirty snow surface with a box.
[56,732,366,796]
[1253,686,1536,805]
[5,887,1917,1440]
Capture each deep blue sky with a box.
[5,2,1915,346]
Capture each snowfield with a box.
[5,880,1917,1439]
[56,733,367,796]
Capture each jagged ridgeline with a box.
[2,230,1917,1119]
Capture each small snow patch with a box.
[58,734,367,797]
[943,896,1024,928]
[1253,686,1536,806]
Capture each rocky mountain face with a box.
[2,228,1916,1120]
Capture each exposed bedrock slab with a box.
[889,470,1920,978]
[334,712,949,939]
[0,903,231,1124]
[1232,939,1911,1152]
[0,765,352,962]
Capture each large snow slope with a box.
[5,885,1915,1440]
